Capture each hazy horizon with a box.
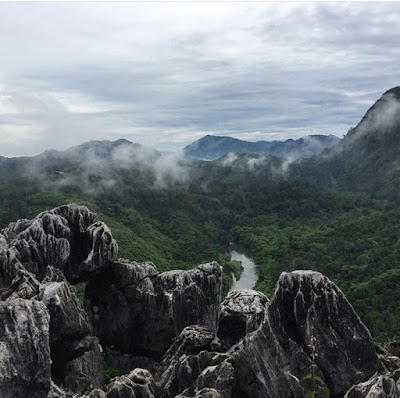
[1,2,400,156]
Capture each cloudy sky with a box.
[1,2,400,156]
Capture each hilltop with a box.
[183,134,340,161]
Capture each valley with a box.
[1,86,400,398]
[1,88,400,347]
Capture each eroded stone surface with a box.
[176,388,223,398]
[106,369,155,398]
[344,369,400,398]
[154,325,216,398]
[218,289,268,348]
[0,206,393,398]
[85,260,222,359]
[1,204,118,283]
[240,270,381,397]
[0,205,117,397]
[37,278,104,395]
[0,298,51,398]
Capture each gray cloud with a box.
[1,2,400,156]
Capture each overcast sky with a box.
[1,2,400,156]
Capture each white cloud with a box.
[0,2,400,156]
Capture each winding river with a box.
[228,246,258,292]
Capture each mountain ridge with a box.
[290,86,400,200]
[184,134,340,160]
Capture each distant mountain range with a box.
[183,134,341,160]
[2,86,400,202]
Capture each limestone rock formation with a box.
[1,267,42,300]
[0,204,118,284]
[0,298,51,398]
[218,289,268,348]
[85,260,222,359]
[1,206,397,398]
[35,267,104,395]
[154,325,216,398]
[106,369,155,398]
[79,389,107,398]
[163,270,383,398]
[177,389,222,398]
[0,205,117,397]
[62,335,104,394]
[344,370,400,398]
[47,381,68,398]
[241,270,381,397]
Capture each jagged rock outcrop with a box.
[241,270,381,397]
[218,289,268,348]
[1,205,397,398]
[154,325,257,398]
[85,260,222,360]
[0,298,51,398]
[0,205,117,397]
[0,204,118,284]
[62,335,104,394]
[344,369,400,397]
[47,381,68,398]
[177,354,240,398]
[380,354,400,373]
[1,267,42,300]
[164,270,383,398]
[154,325,216,398]
[177,389,222,398]
[106,369,155,398]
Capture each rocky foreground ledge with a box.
[0,204,399,398]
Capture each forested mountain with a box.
[1,88,400,344]
[183,134,340,160]
[290,87,400,201]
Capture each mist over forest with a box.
[2,3,400,396]
[2,87,400,346]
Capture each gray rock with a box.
[39,280,91,344]
[344,369,400,397]
[379,354,400,373]
[1,204,118,283]
[178,355,238,398]
[153,271,382,398]
[106,369,155,398]
[85,260,222,359]
[154,325,216,398]
[0,238,24,287]
[218,289,268,348]
[0,298,51,398]
[63,337,104,394]
[79,389,107,398]
[47,381,68,398]
[241,270,380,397]
[37,279,104,394]
[176,388,223,398]
[1,267,41,300]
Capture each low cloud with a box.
[356,92,400,135]
[29,140,190,194]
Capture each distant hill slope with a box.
[290,87,400,201]
[183,134,340,160]
[0,139,168,181]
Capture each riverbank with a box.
[228,245,258,292]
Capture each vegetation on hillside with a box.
[0,144,399,343]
